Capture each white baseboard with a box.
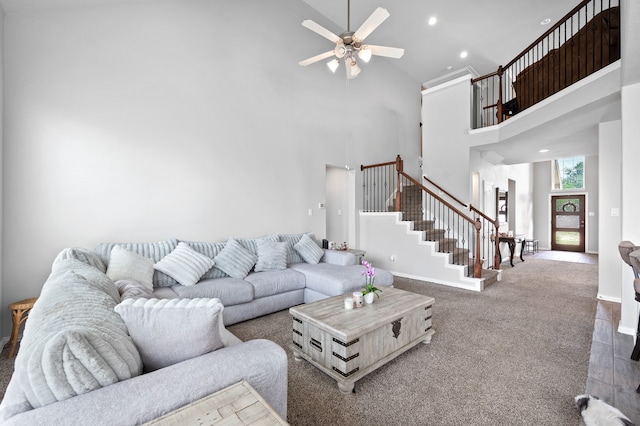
[617,324,636,336]
[597,294,622,303]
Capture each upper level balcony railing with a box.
[472,0,620,129]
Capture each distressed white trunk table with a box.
[289,287,435,394]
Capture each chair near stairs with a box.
[363,156,500,284]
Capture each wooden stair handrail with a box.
[504,0,592,70]
[399,170,483,277]
[399,171,475,226]
[423,176,468,208]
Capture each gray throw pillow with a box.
[214,239,257,279]
[294,233,324,264]
[254,241,288,272]
[154,242,214,287]
[278,233,307,264]
[114,298,225,372]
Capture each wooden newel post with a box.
[493,218,501,269]
[474,218,482,278]
[395,155,403,212]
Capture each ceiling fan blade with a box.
[353,7,390,42]
[367,45,405,59]
[299,50,335,67]
[301,20,341,44]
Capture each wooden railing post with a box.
[395,155,403,212]
[496,65,504,124]
[493,218,501,269]
[474,218,482,278]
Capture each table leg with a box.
[337,381,355,394]
[519,239,526,262]
[508,241,515,267]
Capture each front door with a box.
[551,195,585,252]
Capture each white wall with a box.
[421,75,472,202]
[598,120,622,301]
[0,3,4,340]
[620,82,640,336]
[0,0,421,335]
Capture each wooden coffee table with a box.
[289,287,435,394]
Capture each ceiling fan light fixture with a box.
[335,43,347,59]
[299,3,402,80]
[358,46,372,63]
[327,58,340,73]
[346,59,361,79]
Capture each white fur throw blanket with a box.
[15,259,142,408]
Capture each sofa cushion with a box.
[115,279,156,301]
[294,233,324,264]
[95,238,179,288]
[171,277,254,306]
[154,242,215,287]
[244,269,306,298]
[52,247,107,273]
[290,263,394,296]
[15,260,142,408]
[181,240,228,279]
[214,239,257,279]
[106,246,155,291]
[114,298,226,372]
[254,241,288,272]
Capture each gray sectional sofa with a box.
[0,233,393,425]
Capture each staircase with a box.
[361,156,500,291]
[396,184,499,287]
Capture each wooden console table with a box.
[498,236,526,267]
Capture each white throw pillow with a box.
[214,238,258,279]
[254,240,288,272]
[154,242,214,287]
[106,246,154,291]
[294,233,325,264]
[114,298,227,372]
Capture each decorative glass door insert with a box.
[551,195,585,252]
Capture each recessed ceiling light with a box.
[540,18,551,25]
[539,149,549,153]
[428,16,437,26]
[460,51,468,59]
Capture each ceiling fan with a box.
[299,0,404,79]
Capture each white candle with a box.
[344,297,354,310]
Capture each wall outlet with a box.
[318,202,325,209]
[611,208,619,217]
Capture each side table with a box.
[348,249,366,265]
[5,297,37,358]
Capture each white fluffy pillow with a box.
[106,246,154,291]
[154,242,214,287]
[114,298,227,372]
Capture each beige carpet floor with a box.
[230,256,598,426]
